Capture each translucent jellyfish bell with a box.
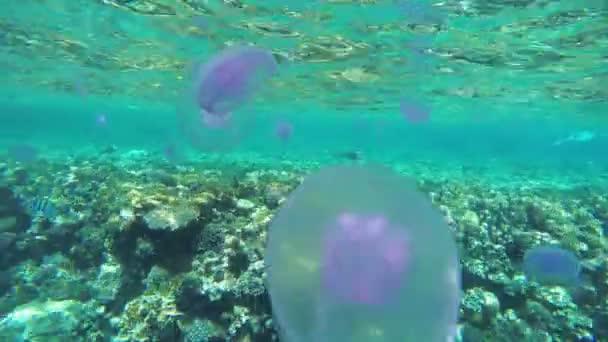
[176,46,276,151]
[265,165,460,342]
[194,45,277,121]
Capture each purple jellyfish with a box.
[400,97,430,123]
[523,245,581,287]
[265,165,460,342]
[322,212,410,306]
[275,120,293,142]
[193,45,277,128]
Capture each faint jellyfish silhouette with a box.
[400,97,431,123]
[202,110,232,129]
[275,120,294,142]
[265,165,461,342]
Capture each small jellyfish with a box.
[193,46,277,128]
[73,75,88,97]
[523,245,581,287]
[400,97,430,123]
[265,165,460,342]
[275,120,293,142]
[163,143,185,163]
[95,113,108,128]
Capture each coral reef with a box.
[0,153,606,341]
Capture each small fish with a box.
[22,197,58,219]
[334,151,363,161]
[552,131,597,146]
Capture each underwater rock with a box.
[144,169,178,187]
[462,287,500,326]
[183,319,221,342]
[143,205,199,231]
[0,299,101,341]
[235,198,255,213]
[114,292,182,342]
[91,258,123,304]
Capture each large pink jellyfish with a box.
[322,212,411,306]
[265,165,460,342]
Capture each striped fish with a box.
[24,197,57,219]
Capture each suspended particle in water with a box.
[265,165,460,342]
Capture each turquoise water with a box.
[1,0,607,341]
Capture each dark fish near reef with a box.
[334,151,363,161]
[523,245,581,287]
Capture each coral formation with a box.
[0,153,606,341]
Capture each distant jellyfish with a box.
[400,97,430,123]
[193,45,277,128]
[275,120,293,142]
[523,245,581,287]
[95,113,108,128]
[72,71,89,97]
[265,165,460,342]
[163,143,184,163]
